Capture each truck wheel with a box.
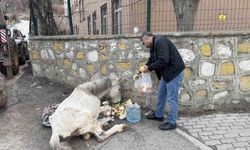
[18,44,26,65]
[0,73,7,108]
[24,47,30,60]
[11,41,19,75]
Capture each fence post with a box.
[29,0,38,36]
[146,0,151,32]
[67,0,74,35]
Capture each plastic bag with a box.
[140,73,152,93]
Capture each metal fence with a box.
[72,0,250,35]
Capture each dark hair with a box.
[141,32,153,40]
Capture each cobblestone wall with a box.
[29,32,250,112]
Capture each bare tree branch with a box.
[30,0,59,35]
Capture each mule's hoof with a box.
[117,124,125,132]
[82,133,92,140]
[121,124,127,129]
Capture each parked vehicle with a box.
[10,28,29,65]
[0,9,19,78]
[0,72,7,108]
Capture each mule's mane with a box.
[78,78,113,97]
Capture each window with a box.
[113,0,122,34]
[74,25,79,34]
[13,29,21,38]
[87,15,91,35]
[92,11,97,35]
[101,4,108,34]
[79,0,85,22]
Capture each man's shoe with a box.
[146,113,164,122]
[159,122,177,130]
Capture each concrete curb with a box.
[176,128,213,150]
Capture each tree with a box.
[172,0,200,31]
[0,0,29,14]
[0,0,17,14]
[30,0,58,35]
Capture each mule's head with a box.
[109,78,122,104]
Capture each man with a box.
[141,32,185,130]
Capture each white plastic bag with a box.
[140,73,152,93]
[133,77,141,90]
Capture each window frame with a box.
[101,3,108,34]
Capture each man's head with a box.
[141,32,153,48]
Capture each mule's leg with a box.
[92,123,125,142]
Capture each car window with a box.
[13,29,21,38]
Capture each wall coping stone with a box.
[29,31,250,41]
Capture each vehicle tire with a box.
[10,39,19,75]
[24,46,30,60]
[18,44,26,65]
[0,72,7,108]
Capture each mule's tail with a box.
[50,132,60,150]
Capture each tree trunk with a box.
[30,0,58,35]
[172,0,200,31]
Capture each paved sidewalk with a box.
[178,113,250,150]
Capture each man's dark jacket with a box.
[146,35,185,83]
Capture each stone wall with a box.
[29,32,250,112]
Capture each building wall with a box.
[71,0,250,34]
[29,32,250,112]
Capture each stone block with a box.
[240,75,250,92]
[191,79,206,86]
[32,50,41,60]
[101,65,107,76]
[87,51,98,62]
[63,58,72,68]
[122,70,133,78]
[178,49,195,63]
[200,62,215,77]
[56,60,62,65]
[238,42,250,53]
[48,50,55,60]
[184,67,193,79]
[100,55,108,61]
[65,51,74,59]
[214,91,228,100]
[76,51,85,60]
[219,61,235,76]
[180,92,191,103]
[40,50,49,60]
[53,42,64,54]
[32,64,42,75]
[119,43,126,49]
[216,144,233,150]
[86,64,95,75]
[200,43,212,57]
[195,89,207,99]
[79,68,87,79]
[239,60,250,73]
[99,43,108,51]
[138,52,150,59]
[116,62,132,70]
[212,81,228,89]
[72,63,78,71]
[217,43,232,58]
